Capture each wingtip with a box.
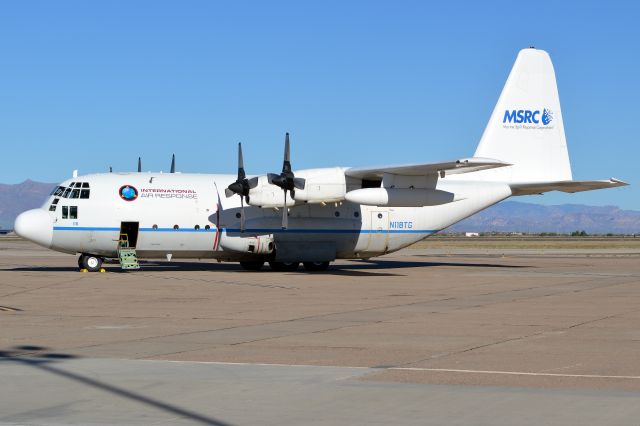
[610,178,630,186]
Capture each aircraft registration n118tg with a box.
[15,48,628,272]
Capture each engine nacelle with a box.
[345,188,461,207]
[292,167,346,204]
[219,232,275,255]
[246,176,300,208]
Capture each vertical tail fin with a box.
[474,48,572,183]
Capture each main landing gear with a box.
[78,254,104,272]
[239,261,331,272]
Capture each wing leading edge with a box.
[510,179,628,196]
[345,157,510,179]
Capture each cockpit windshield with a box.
[50,182,91,199]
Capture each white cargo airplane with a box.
[15,48,627,272]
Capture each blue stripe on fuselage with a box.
[53,226,437,234]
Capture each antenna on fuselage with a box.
[137,157,142,173]
[170,154,176,173]
[109,166,112,173]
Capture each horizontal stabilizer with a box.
[510,178,628,196]
[345,157,510,179]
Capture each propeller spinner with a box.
[268,133,305,229]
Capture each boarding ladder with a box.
[118,234,140,270]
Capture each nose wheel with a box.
[78,254,104,272]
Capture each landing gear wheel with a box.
[79,254,103,272]
[240,261,265,271]
[303,261,330,272]
[269,261,300,272]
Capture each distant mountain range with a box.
[449,201,640,234]
[0,180,638,234]
[0,180,55,230]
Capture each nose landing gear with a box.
[78,254,104,272]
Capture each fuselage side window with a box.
[49,205,57,211]
[62,206,69,219]
[69,206,78,219]
[52,198,59,205]
[80,189,90,199]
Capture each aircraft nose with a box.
[14,209,53,248]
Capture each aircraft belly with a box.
[137,229,217,255]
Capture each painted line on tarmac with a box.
[138,360,640,380]
[140,359,370,369]
[389,367,640,380]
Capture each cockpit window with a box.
[59,182,90,199]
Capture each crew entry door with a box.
[119,221,139,248]
[367,211,389,252]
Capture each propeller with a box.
[170,154,176,173]
[137,157,142,173]
[267,133,305,229]
[225,143,257,232]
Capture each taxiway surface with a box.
[1,237,640,425]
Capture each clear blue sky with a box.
[1,1,638,208]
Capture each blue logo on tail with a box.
[503,108,554,126]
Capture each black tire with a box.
[80,254,103,272]
[269,261,300,272]
[240,261,265,271]
[303,261,330,272]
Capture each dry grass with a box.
[411,236,640,250]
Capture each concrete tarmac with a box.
[1,237,640,425]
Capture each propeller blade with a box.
[267,173,280,185]
[237,143,245,179]
[284,133,290,161]
[137,157,142,173]
[225,188,235,198]
[170,154,176,173]
[282,133,292,174]
[293,177,306,190]
[240,196,245,232]
[282,190,288,229]
[247,176,259,189]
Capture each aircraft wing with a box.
[344,157,510,179]
[510,178,628,196]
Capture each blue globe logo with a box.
[119,185,138,201]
